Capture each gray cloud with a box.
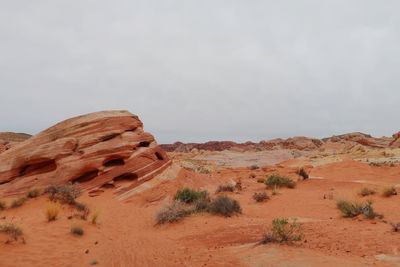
[1,1,399,143]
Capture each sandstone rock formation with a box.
[0,110,171,197]
[0,132,32,154]
[390,131,400,148]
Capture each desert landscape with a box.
[0,110,399,267]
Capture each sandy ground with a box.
[1,149,400,266]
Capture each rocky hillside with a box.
[0,110,171,197]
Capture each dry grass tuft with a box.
[45,202,60,221]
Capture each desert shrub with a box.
[208,195,241,217]
[253,192,270,202]
[26,188,41,198]
[91,211,100,225]
[10,197,27,208]
[250,165,260,170]
[0,223,23,240]
[155,201,192,224]
[336,200,379,219]
[216,184,235,193]
[71,225,84,236]
[175,188,208,204]
[45,184,81,204]
[391,222,400,232]
[257,178,265,183]
[73,202,90,220]
[296,168,309,180]
[193,196,211,212]
[46,202,60,221]
[264,174,296,189]
[358,187,375,197]
[381,186,397,197]
[90,259,99,265]
[0,200,6,210]
[261,218,303,244]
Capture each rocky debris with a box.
[0,110,171,197]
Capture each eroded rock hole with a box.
[114,173,138,182]
[155,152,164,160]
[139,141,151,147]
[103,158,125,167]
[19,159,57,177]
[73,170,99,183]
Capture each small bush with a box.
[297,168,309,180]
[336,200,379,219]
[250,165,260,170]
[155,201,192,224]
[71,225,84,236]
[381,186,397,197]
[208,195,241,217]
[90,259,99,265]
[358,187,375,197]
[216,184,235,193]
[73,202,90,220]
[0,223,23,240]
[265,175,296,189]
[0,201,6,210]
[45,184,81,204]
[175,188,208,204]
[261,218,303,244]
[46,202,60,221]
[253,192,270,202]
[26,188,41,198]
[193,196,211,213]
[391,222,400,232]
[10,197,27,208]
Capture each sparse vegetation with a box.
[253,192,270,202]
[45,183,81,204]
[73,202,90,220]
[10,197,27,208]
[336,200,379,219]
[216,184,235,193]
[264,174,296,189]
[90,259,99,265]
[0,200,6,210]
[175,188,208,204]
[45,202,60,221]
[0,223,23,241]
[261,218,303,244]
[26,188,41,198]
[381,186,397,197]
[358,187,375,197]
[71,225,84,236]
[155,201,192,224]
[297,168,309,180]
[208,195,241,217]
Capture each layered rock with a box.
[0,132,32,154]
[0,110,171,197]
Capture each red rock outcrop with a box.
[0,110,171,197]
[0,132,32,154]
[390,132,400,148]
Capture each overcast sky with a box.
[0,1,399,143]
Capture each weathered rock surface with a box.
[0,110,171,197]
[0,132,32,154]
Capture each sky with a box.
[0,1,399,143]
